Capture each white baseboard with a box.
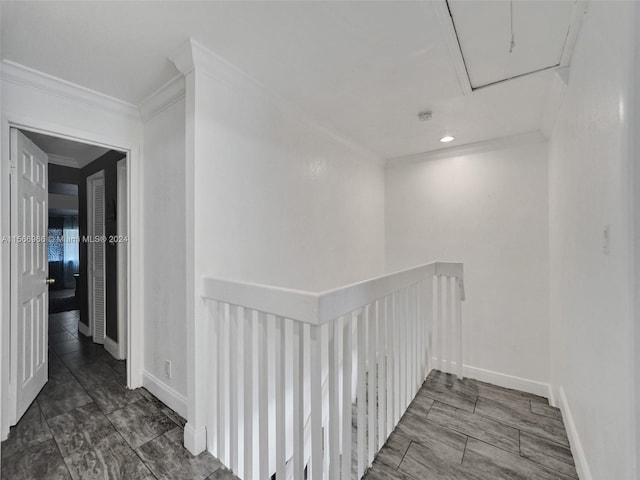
[184,423,207,456]
[556,386,592,480]
[78,321,90,337]
[432,358,552,399]
[103,336,123,360]
[463,364,552,399]
[142,370,187,418]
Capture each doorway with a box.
[5,128,131,428]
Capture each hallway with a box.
[364,370,577,480]
[1,311,238,480]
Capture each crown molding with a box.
[1,60,139,120]
[139,74,185,121]
[169,38,385,166]
[386,131,547,168]
[48,154,80,169]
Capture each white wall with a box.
[386,136,550,390]
[142,95,188,403]
[548,2,637,479]
[193,71,386,292]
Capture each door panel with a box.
[10,129,48,423]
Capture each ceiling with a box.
[1,1,581,159]
[22,131,111,168]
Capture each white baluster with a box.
[293,321,304,480]
[385,295,394,435]
[356,309,367,479]
[436,276,443,373]
[209,300,219,458]
[244,308,254,480]
[219,302,229,465]
[456,280,463,379]
[275,317,286,480]
[328,318,340,479]
[341,314,353,480]
[377,299,386,449]
[367,303,377,466]
[258,312,269,480]
[310,325,323,480]
[392,292,400,424]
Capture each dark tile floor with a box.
[364,370,578,480]
[1,311,238,480]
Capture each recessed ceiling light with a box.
[440,136,455,143]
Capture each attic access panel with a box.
[447,0,576,89]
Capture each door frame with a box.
[116,158,128,360]
[86,169,106,345]
[1,112,143,437]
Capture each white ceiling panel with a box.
[448,0,576,88]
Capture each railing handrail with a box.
[201,261,464,326]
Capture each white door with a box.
[10,129,49,423]
[87,171,106,344]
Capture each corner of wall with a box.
[556,386,594,480]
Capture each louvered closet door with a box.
[88,171,106,344]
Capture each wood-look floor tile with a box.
[1,402,52,459]
[137,427,222,480]
[396,411,467,454]
[205,467,241,480]
[398,441,481,480]
[475,397,569,447]
[418,380,477,413]
[37,379,93,420]
[463,437,574,480]
[63,430,152,480]
[375,431,412,469]
[530,399,562,420]
[520,431,578,479]
[1,438,71,480]
[405,393,434,418]
[47,403,114,458]
[107,400,176,448]
[427,401,519,454]
[84,379,142,414]
[363,459,415,480]
[72,361,119,388]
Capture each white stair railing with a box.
[201,262,465,480]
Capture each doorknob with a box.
[45,278,55,285]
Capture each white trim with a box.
[446,361,553,400]
[429,1,472,95]
[386,131,547,168]
[77,321,91,337]
[103,336,123,360]
[142,370,188,418]
[116,159,128,361]
[556,386,593,480]
[201,262,464,326]
[0,61,139,120]
[139,74,185,122]
[184,423,207,456]
[169,39,384,167]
